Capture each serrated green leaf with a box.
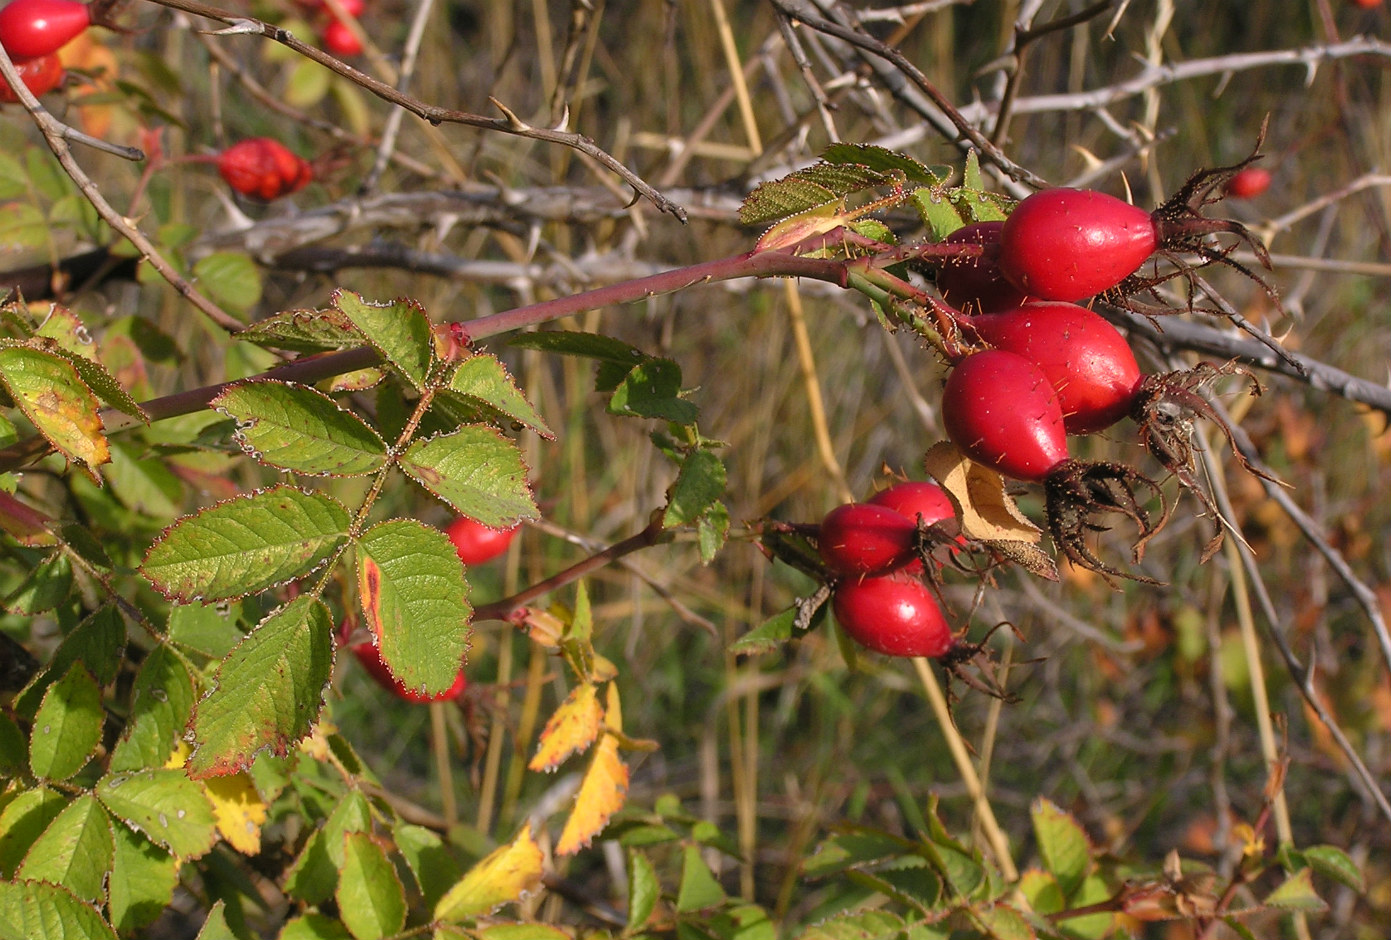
[0,879,117,940]
[739,162,896,226]
[237,307,364,353]
[1302,844,1364,892]
[140,486,351,602]
[0,203,50,255]
[506,330,647,365]
[394,823,462,910]
[1262,867,1326,912]
[109,646,196,772]
[356,520,471,697]
[445,353,553,439]
[796,909,908,940]
[193,252,261,315]
[1031,797,1091,899]
[337,831,407,940]
[16,794,113,902]
[911,189,964,241]
[696,500,729,563]
[29,666,103,781]
[821,144,947,185]
[476,924,571,940]
[334,291,435,390]
[108,825,178,935]
[285,790,373,904]
[167,600,246,658]
[399,427,537,527]
[4,551,71,614]
[105,438,182,518]
[855,857,941,914]
[95,767,217,859]
[609,359,698,424]
[627,848,659,932]
[194,900,238,940]
[0,344,107,475]
[0,787,66,877]
[963,150,985,191]
[951,187,1012,224]
[279,913,355,939]
[729,608,795,656]
[971,903,1034,940]
[31,305,85,354]
[27,334,147,422]
[187,596,335,778]
[802,828,915,878]
[663,449,725,528]
[213,379,387,476]
[676,845,725,912]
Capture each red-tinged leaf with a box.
[186,596,335,778]
[212,379,388,477]
[0,879,117,940]
[237,306,364,354]
[334,291,435,390]
[434,824,545,923]
[356,520,471,698]
[0,343,108,478]
[31,336,148,422]
[399,427,538,528]
[0,490,54,546]
[556,684,630,856]
[529,683,603,772]
[337,831,406,940]
[140,486,352,603]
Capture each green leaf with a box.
[105,438,183,518]
[393,823,461,910]
[696,500,729,563]
[911,189,965,241]
[1031,797,1090,899]
[1301,844,1364,892]
[32,337,148,421]
[95,767,217,860]
[16,794,113,903]
[285,790,373,904]
[213,380,388,476]
[796,910,909,940]
[356,520,471,697]
[29,666,103,781]
[237,306,364,354]
[0,787,66,877]
[109,646,196,772]
[279,913,355,939]
[729,610,795,656]
[337,831,407,940]
[852,857,941,914]
[609,359,698,424]
[187,596,335,778]
[676,845,725,913]
[0,714,25,778]
[627,848,659,933]
[108,825,178,935]
[739,162,899,226]
[140,485,352,602]
[0,879,117,940]
[820,144,948,185]
[1262,867,1326,912]
[802,828,915,879]
[443,353,554,439]
[4,552,71,614]
[476,925,571,940]
[192,252,262,315]
[0,152,28,200]
[167,600,246,658]
[506,330,647,365]
[399,427,537,528]
[334,291,435,390]
[194,900,239,940]
[0,203,50,255]
[970,903,1034,940]
[0,344,107,475]
[663,449,726,528]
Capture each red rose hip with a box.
[445,515,519,565]
[942,349,1069,482]
[0,51,62,102]
[935,221,1034,314]
[217,137,314,201]
[832,573,953,658]
[817,502,918,576]
[0,0,90,60]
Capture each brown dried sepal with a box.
[1043,458,1167,585]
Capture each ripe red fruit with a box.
[445,516,519,565]
[216,137,314,201]
[1224,167,1271,200]
[868,480,954,527]
[998,189,1157,302]
[0,0,89,60]
[970,302,1143,434]
[322,18,363,55]
[832,573,953,658]
[935,221,1033,314]
[817,502,918,576]
[350,640,468,703]
[942,349,1068,482]
[0,50,61,102]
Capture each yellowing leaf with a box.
[530,684,603,772]
[434,824,545,923]
[204,772,268,855]
[555,684,629,856]
[923,441,1040,543]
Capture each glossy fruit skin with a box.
[817,503,918,576]
[0,50,61,102]
[942,349,1069,482]
[216,138,313,201]
[970,302,1143,434]
[0,0,89,60]
[935,221,1033,314]
[868,480,954,526]
[445,516,519,565]
[998,189,1157,302]
[322,18,363,55]
[351,640,467,703]
[832,573,953,658]
[1224,167,1271,199]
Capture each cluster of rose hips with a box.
[216,137,315,201]
[343,516,519,703]
[0,0,92,102]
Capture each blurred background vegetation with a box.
[2,0,1389,936]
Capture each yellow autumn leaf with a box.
[434,824,546,923]
[555,684,629,856]
[922,441,1041,543]
[203,773,268,855]
[529,683,603,772]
